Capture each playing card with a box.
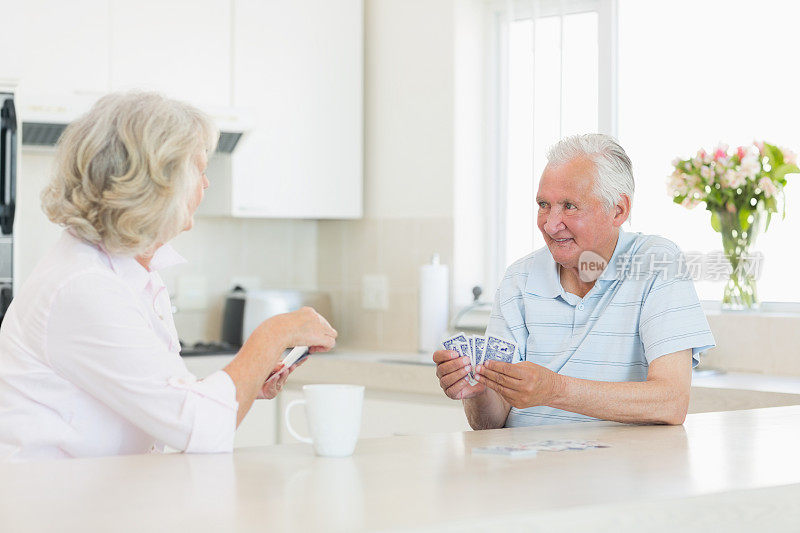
[473,335,487,365]
[442,333,478,386]
[472,440,609,457]
[472,445,539,457]
[483,335,517,364]
[442,333,469,354]
[468,337,475,365]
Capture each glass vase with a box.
[716,209,762,311]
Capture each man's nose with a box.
[544,208,564,234]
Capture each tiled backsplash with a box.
[318,217,454,352]
[166,217,317,344]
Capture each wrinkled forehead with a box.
[537,158,599,200]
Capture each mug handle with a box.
[284,399,313,444]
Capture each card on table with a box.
[472,445,539,457]
[472,440,610,457]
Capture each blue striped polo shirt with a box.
[485,228,715,427]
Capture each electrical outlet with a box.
[362,274,389,311]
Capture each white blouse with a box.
[0,230,238,461]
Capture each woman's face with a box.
[185,150,209,231]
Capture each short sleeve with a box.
[639,273,716,367]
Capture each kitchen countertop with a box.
[184,348,800,399]
[2,405,800,532]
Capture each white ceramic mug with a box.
[284,384,365,457]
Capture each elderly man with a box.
[434,134,714,429]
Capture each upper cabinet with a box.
[227,0,363,219]
[6,0,362,220]
[109,0,231,105]
[11,0,110,96]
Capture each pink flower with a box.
[726,202,736,213]
[737,146,746,160]
[780,146,798,165]
[755,141,765,156]
[681,195,701,209]
[714,149,727,160]
[758,177,778,198]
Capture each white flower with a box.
[680,195,701,209]
[740,154,761,180]
[667,172,689,196]
[758,177,778,197]
[700,166,714,179]
[722,170,747,189]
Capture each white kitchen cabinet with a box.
[278,388,471,444]
[14,0,109,96]
[223,0,363,219]
[109,0,231,106]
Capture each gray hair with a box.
[546,134,635,212]
[41,91,218,256]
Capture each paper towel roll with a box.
[418,254,449,353]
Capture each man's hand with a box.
[475,360,562,409]
[433,350,486,400]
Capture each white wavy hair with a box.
[41,91,218,256]
[546,134,635,213]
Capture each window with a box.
[491,0,800,305]
[617,0,800,304]
[488,0,615,293]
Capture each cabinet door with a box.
[110,0,230,106]
[279,389,471,444]
[15,0,109,96]
[232,0,363,219]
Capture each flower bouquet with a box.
[668,142,798,309]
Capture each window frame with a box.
[485,0,617,296]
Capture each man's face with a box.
[536,157,619,270]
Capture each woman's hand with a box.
[265,307,337,353]
[256,359,307,399]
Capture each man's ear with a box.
[613,194,631,227]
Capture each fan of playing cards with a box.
[442,332,518,386]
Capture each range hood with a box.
[20,93,250,153]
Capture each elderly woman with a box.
[0,92,337,460]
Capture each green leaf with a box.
[765,196,778,213]
[773,163,799,183]
[710,211,721,232]
[739,208,751,231]
[766,210,773,232]
[765,143,785,168]
[782,192,787,220]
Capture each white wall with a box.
[363,0,456,219]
